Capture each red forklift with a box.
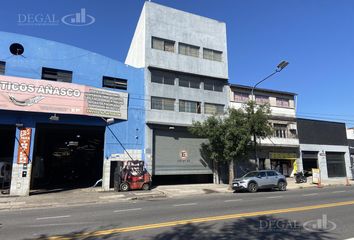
[115,160,151,191]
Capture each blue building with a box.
[0,32,145,196]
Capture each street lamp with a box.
[251,61,289,99]
[250,61,289,170]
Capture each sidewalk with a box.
[0,179,352,211]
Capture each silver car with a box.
[232,170,287,193]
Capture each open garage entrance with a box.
[31,124,105,191]
[0,125,16,190]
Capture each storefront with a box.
[0,32,145,196]
[297,118,353,180]
[269,152,298,177]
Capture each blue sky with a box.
[1,0,354,125]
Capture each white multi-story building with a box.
[229,84,300,177]
[125,2,229,183]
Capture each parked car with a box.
[232,170,287,193]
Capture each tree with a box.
[189,101,273,187]
[245,100,273,170]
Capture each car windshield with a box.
[242,171,258,178]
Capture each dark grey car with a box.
[232,170,287,193]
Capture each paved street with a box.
[1,186,354,239]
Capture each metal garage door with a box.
[153,129,212,175]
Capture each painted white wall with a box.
[299,144,352,180]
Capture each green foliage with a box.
[190,101,272,164]
[189,100,273,184]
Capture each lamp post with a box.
[250,61,289,170]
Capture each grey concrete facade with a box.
[125,2,229,176]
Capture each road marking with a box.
[29,222,92,228]
[332,190,346,193]
[113,208,142,213]
[42,199,354,239]
[266,196,283,199]
[224,199,243,202]
[173,203,197,207]
[302,193,318,196]
[36,215,70,221]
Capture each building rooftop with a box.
[230,83,297,96]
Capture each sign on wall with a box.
[17,128,31,164]
[269,152,297,160]
[0,75,128,120]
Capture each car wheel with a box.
[120,182,129,191]
[248,182,258,193]
[278,181,287,191]
[142,183,150,191]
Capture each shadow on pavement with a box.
[151,215,335,240]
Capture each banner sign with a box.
[0,75,128,120]
[17,128,31,164]
[312,168,320,184]
[269,152,297,160]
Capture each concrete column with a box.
[102,159,111,191]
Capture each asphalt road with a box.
[1,186,354,240]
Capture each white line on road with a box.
[332,190,346,193]
[173,203,197,207]
[113,208,142,213]
[302,193,319,196]
[266,196,283,199]
[30,222,92,228]
[224,199,243,202]
[36,215,71,221]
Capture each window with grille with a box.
[204,79,223,92]
[178,43,199,58]
[152,37,175,52]
[276,97,290,107]
[151,70,175,85]
[204,103,224,115]
[42,67,72,83]
[178,75,200,89]
[0,61,5,75]
[103,76,127,90]
[179,100,201,114]
[234,92,249,102]
[151,97,175,111]
[203,48,222,61]
[274,124,287,138]
[255,95,269,104]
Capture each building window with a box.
[151,70,175,85]
[42,67,72,83]
[203,48,222,62]
[276,97,290,107]
[255,95,269,104]
[179,100,201,114]
[0,61,5,75]
[326,152,346,177]
[179,75,200,89]
[102,76,127,90]
[151,97,175,111]
[151,37,175,52]
[178,43,199,58]
[234,92,249,102]
[204,103,224,115]
[274,124,287,138]
[204,79,223,92]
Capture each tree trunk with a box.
[228,160,235,190]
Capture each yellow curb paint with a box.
[42,200,354,239]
